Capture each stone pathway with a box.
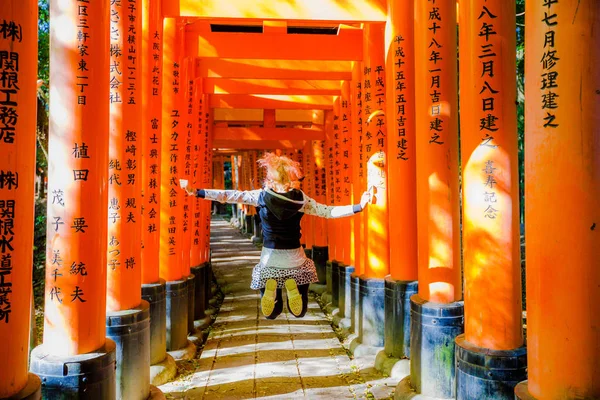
[160,217,397,399]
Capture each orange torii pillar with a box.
[0,2,42,398]
[396,1,463,398]
[141,0,172,385]
[190,79,212,332]
[456,2,527,399]
[333,80,356,331]
[349,61,365,336]
[160,18,193,356]
[302,141,315,259]
[357,23,390,350]
[516,1,599,399]
[181,57,196,335]
[253,150,265,244]
[328,98,344,312]
[203,107,216,309]
[105,0,152,397]
[311,139,329,284]
[383,0,419,362]
[322,107,338,308]
[247,150,259,238]
[29,1,117,397]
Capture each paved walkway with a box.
[160,217,397,399]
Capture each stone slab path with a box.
[160,217,397,399]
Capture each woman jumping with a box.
[185,152,371,319]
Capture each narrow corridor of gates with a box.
[159,217,398,399]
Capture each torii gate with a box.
[0,1,598,400]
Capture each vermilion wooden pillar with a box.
[397,1,463,398]
[0,2,41,398]
[106,1,151,396]
[141,0,170,376]
[516,1,600,399]
[456,1,526,398]
[107,0,143,313]
[302,141,315,251]
[357,23,389,350]
[339,83,353,267]
[30,1,116,397]
[191,80,204,269]
[382,0,419,362]
[141,0,162,286]
[311,136,328,284]
[327,99,339,264]
[160,18,190,353]
[181,58,195,281]
[349,62,365,336]
[385,0,417,282]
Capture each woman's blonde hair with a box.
[258,152,303,192]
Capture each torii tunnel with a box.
[1,0,598,399]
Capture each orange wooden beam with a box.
[198,59,353,80]
[213,139,305,150]
[204,78,342,95]
[214,127,325,141]
[186,26,363,60]
[210,94,335,109]
[164,0,386,22]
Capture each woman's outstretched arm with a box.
[187,188,262,207]
[300,190,371,219]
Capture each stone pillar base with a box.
[399,295,464,400]
[30,340,116,400]
[190,264,207,321]
[312,245,328,284]
[359,275,386,348]
[384,278,418,359]
[350,273,360,335]
[455,334,527,400]
[167,339,197,361]
[165,278,189,351]
[334,265,355,329]
[150,354,177,386]
[186,274,195,334]
[374,351,410,379]
[106,301,151,400]
[142,280,167,366]
[331,261,340,308]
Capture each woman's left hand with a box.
[360,189,373,209]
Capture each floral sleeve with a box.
[299,194,360,219]
[201,189,262,206]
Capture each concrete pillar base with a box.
[455,334,527,400]
[186,274,195,334]
[148,385,166,400]
[331,261,340,308]
[374,351,410,380]
[194,315,212,331]
[6,373,41,400]
[149,354,177,386]
[309,283,327,295]
[245,215,254,235]
[406,294,464,399]
[322,261,333,304]
[384,278,418,359]
[359,275,386,347]
[106,301,151,400]
[204,264,212,307]
[312,245,328,284]
[337,265,355,322]
[190,264,208,321]
[304,247,312,260]
[142,280,167,366]
[167,340,197,361]
[30,340,117,400]
[332,314,352,331]
[350,273,360,335]
[349,337,382,357]
[165,278,189,351]
[395,376,448,400]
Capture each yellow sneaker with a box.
[261,279,278,317]
[285,279,303,317]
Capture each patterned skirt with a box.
[250,258,318,290]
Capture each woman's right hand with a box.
[360,189,373,209]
